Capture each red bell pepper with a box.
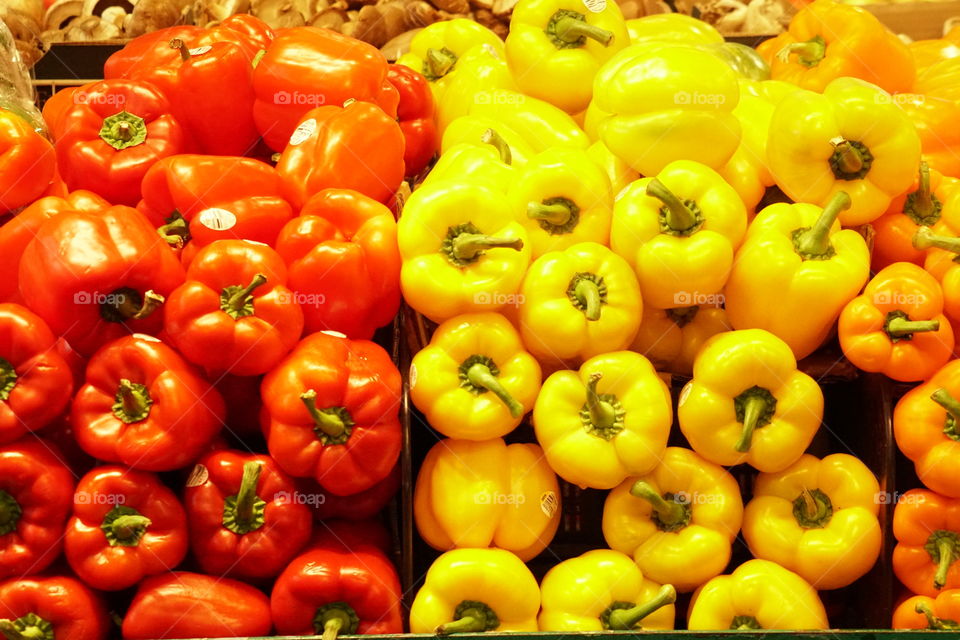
[270,541,403,637]
[64,466,188,592]
[122,572,272,639]
[164,240,304,375]
[138,154,295,265]
[0,439,74,579]
[184,449,313,579]
[18,205,185,356]
[275,189,401,339]
[71,334,225,471]
[311,463,400,521]
[0,191,109,304]
[387,64,438,178]
[0,304,74,444]
[54,80,187,206]
[277,101,405,209]
[252,26,397,151]
[0,576,109,640]
[313,517,394,556]
[0,109,56,214]
[41,85,85,135]
[261,331,402,496]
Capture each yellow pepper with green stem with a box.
[441,116,535,167]
[421,130,515,194]
[631,304,731,377]
[397,19,505,96]
[469,90,590,152]
[431,46,520,134]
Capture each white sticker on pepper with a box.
[678,382,693,407]
[185,464,209,487]
[409,364,418,388]
[540,491,559,518]
[582,0,607,13]
[289,118,317,146]
[188,46,212,56]
[197,208,237,231]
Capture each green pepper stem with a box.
[776,36,825,67]
[831,139,864,175]
[157,216,189,248]
[437,616,485,635]
[916,602,960,630]
[321,616,342,640]
[0,356,16,402]
[109,514,152,541]
[223,274,266,317]
[932,389,960,424]
[574,278,602,321]
[301,390,346,438]
[480,128,512,165]
[111,289,164,320]
[467,362,524,417]
[629,481,685,527]
[234,461,262,526]
[606,585,677,630]
[794,192,851,257]
[0,622,40,640]
[800,489,829,521]
[646,179,696,233]
[936,537,956,589]
[913,226,960,253]
[914,162,936,218]
[451,233,523,262]
[117,379,150,420]
[170,38,190,61]
[554,16,614,46]
[887,317,940,337]
[734,394,768,453]
[425,47,457,78]
[586,373,615,428]
[527,201,573,226]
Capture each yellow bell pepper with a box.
[743,453,882,590]
[688,559,829,630]
[398,181,531,322]
[421,132,514,194]
[410,312,541,439]
[534,351,671,490]
[602,447,743,592]
[414,437,561,561]
[592,45,741,175]
[518,242,641,364]
[509,148,612,258]
[768,76,921,226]
[631,304,731,377]
[469,90,590,152]
[397,19,505,96]
[442,116,535,167]
[409,548,540,634]
[539,549,676,631]
[505,0,629,115]
[587,140,638,195]
[677,329,824,473]
[724,192,871,359]
[626,13,723,45]
[431,46,520,135]
[610,160,747,310]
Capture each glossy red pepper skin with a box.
[122,571,272,639]
[41,85,86,135]
[387,64,438,178]
[252,26,397,151]
[0,576,109,640]
[0,304,74,444]
[310,463,400,521]
[0,439,74,579]
[138,154,295,265]
[0,109,57,214]
[277,102,405,209]
[18,205,185,356]
[275,189,401,339]
[184,449,312,579]
[54,80,187,206]
[165,240,304,376]
[261,332,402,496]
[65,466,188,591]
[71,335,225,471]
[0,191,109,304]
[270,542,404,636]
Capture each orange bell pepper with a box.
[909,39,960,75]
[898,96,960,180]
[893,488,960,596]
[758,0,914,94]
[894,590,960,629]
[915,57,960,104]
[914,214,960,332]
[894,359,960,498]
[839,262,953,382]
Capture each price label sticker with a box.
[582,0,607,13]
[289,118,317,146]
[188,46,212,56]
[197,208,237,231]
[186,464,208,487]
[540,491,559,518]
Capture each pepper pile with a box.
[0,16,419,640]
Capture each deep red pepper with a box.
[71,334,225,471]
[65,466,188,592]
[18,205,185,356]
[309,463,400,521]
[0,109,57,214]
[0,576,109,640]
[0,439,74,579]
[261,331,402,496]
[387,64,438,178]
[313,517,394,556]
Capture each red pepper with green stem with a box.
[18,205,185,357]
[184,449,313,580]
[0,576,109,640]
[275,188,401,339]
[0,109,56,214]
[261,331,402,496]
[387,64,438,178]
[0,439,74,579]
[70,334,225,471]
[64,466,188,592]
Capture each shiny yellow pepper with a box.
[631,304,731,377]
[592,45,741,175]
[539,549,676,631]
[687,559,828,630]
[519,242,641,364]
[431,46,520,134]
[410,548,540,634]
[410,313,541,440]
[506,0,628,115]
[678,329,824,473]
[724,192,871,360]
[534,351,670,490]
[441,116,535,167]
[415,437,561,561]
[509,148,612,257]
[397,19,505,97]
[469,90,590,152]
[587,140,638,195]
[626,13,723,45]
[602,447,743,592]
[398,180,530,322]
[743,453,882,590]
[421,131,515,194]
[768,76,921,226]
[610,160,747,310]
